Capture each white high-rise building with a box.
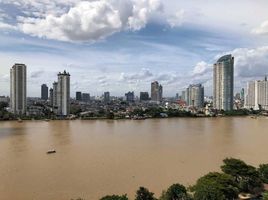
[245,77,268,110]
[186,84,204,108]
[151,81,163,102]
[10,63,27,115]
[213,54,234,111]
[56,71,70,116]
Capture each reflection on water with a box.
[0,117,268,200]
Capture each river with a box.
[0,117,268,200]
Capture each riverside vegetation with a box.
[72,158,268,200]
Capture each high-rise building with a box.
[151,81,163,102]
[41,84,48,100]
[49,88,53,106]
[245,77,268,110]
[125,91,134,102]
[76,91,82,101]
[140,92,149,101]
[57,71,70,116]
[10,63,27,115]
[104,92,110,103]
[186,84,204,108]
[213,54,234,111]
[52,82,58,109]
[82,93,90,102]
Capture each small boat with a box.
[44,119,50,122]
[47,149,56,154]
[17,119,23,123]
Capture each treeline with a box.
[73,158,268,200]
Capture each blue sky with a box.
[0,0,268,97]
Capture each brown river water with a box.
[0,117,268,200]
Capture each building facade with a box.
[213,54,234,111]
[52,82,58,109]
[56,71,70,116]
[140,92,149,101]
[82,93,90,102]
[41,84,48,100]
[125,91,134,102]
[245,77,268,110]
[186,84,204,108]
[151,81,163,102]
[76,91,82,101]
[104,92,110,103]
[10,63,27,115]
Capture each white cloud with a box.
[0,0,187,42]
[192,61,211,76]
[252,20,268,35]
[167,10,184,28]
[0,22,17,30]
[15,0,165,42]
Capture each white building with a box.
[186,84,204,108]
[56,71,70,116]
[151,81,163,102]
[213,54,234,111]
[10,63,27,115]
[245,77,268,110]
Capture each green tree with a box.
[258,164,268,184]
[192,172,238,200]
[100,195,128,200]
[263,191,268,200]
[160,183,191,200]
[221,158,263,194]
[135,187,156,200]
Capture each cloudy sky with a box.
[0,0,268,97]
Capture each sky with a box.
[0,0,268,97]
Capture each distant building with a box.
[140,92,149,101]
[52,82,58,109]
[76,91,82,101]
[57,71,70,116]
[125,91,134,102]
[186,84,204,108]
[10,63,27,115]
[151,81,163,102]
[104,92,110,103]
[0,96,9,103]
[41,84,48,100]
[213,54,234,111]
[82,93,90,102]
[49,88,53,106]
[245,77,268,110]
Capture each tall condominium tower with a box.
[245,77,268,110]
[151,81,163,102]
[213,54,234,111]
[104,91,110,103]
[76,91,82,101]
[186,84,204,108]
[41,84,48,100]
[52,82,58,109]
[49,88,53,106]
[10,63,27,115]
[57,71,70,116]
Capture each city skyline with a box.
[1,0,268,97]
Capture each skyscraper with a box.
[49,88,53,106]
[140,92,149,101]
[76,91,82,101]
[57,71,70,116]
[82,93,90,102]
[52,82,58,109]
[125,91,134,102]
[41,84,48,100]
[151,81,163,102]
[213,54,234,111]
[10,63,27,115]
[104,92,110,103]
[186,84,204,108]
[245,77,268,110]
